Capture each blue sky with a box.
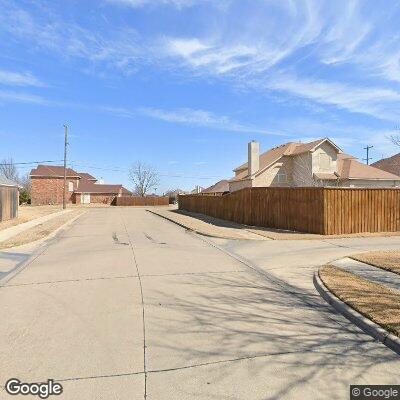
[1,0,400,192]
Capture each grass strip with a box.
[0,210,84,249]
[350,251,400,275]
[320,265,400,337]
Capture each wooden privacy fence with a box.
[179,187,400,235]
[113,196,169,206]
[0,185,18,222]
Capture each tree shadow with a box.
[0,251,30,281]
[145,265,399,399]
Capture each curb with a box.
[146,210,252,240]
[0,211,86,286]
[313,269,400,355]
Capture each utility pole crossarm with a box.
[363,145,373,165]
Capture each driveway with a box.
[1,208,400,399]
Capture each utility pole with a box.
[363,145,373,165]
[62,125,68,210]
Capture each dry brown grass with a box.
[320,265,400,337]
[351,251,400,275]
[0,210,85,249]
[0,205,62,231]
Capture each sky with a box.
[1,0,400,193]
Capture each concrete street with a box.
[1,208,400,399]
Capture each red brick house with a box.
[30,165,131,205]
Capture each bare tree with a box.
[18,172,31,204]
[19,172,31,192]
[0,158,19,182]
[129,162,160,197]
[389,125,400,147]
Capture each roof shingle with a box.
[337,154,400,180]
[372,153,400,177]
[30,165,80,178]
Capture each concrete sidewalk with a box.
[149,208,267,240]
[0,209,73,243]
[332,257,400,292]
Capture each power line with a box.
[3,159,224,180]
[0,160,63,166]
[69,161,224,179]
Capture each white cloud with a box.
[319,0,372,65]
[105,0,212,8]
[1,0,400,123]
[162,2,323,76]
[0,90,48,105]
[265,74,400,121]
[0,2,141,75]
[165,38,263,74]
[158,1,400,120]
[138,107,287,135]
[0,70,44,87]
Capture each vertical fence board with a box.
[179,187,400,235]
[113,196,169,206]
[0,186,18,222]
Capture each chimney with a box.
[248,141,260,177]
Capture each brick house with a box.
[30,165,131,205]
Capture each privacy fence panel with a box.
[179,188,400,235]
[113,196,169,206]
[324,188,400,235]
[0,186,18,222]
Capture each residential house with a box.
[202,180,229,194]
[165,189,187,203]
[190,185,205,194]
[229,138,400,192]
[30,165,131,205]
[0,176,19,221]
[372,153,400,176]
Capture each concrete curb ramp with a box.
[313,270,400,356]
[0,211,86,286]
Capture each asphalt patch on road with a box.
[112,232,129,246]
[144,232,166,245]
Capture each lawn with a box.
[0,205,62,231]
[351,251,400,275]
[320,265,400,337]
[0,210,85,249]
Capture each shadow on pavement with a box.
[147,265,398,399]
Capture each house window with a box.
[276,170,287,183]
[68,181,74,191]
[319,153,331,171]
